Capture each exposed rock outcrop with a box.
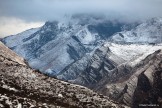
[94,49,162,108]
[72,45,125,87]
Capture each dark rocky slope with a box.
[0,42,128,108]
[72,45,126,87]
[68,42,162,107]
[92,49,162,108]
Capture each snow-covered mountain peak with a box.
[2,28,40,49]
[111,17,162,44]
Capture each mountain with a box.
[2,17,162,82]
[94,49,162,108]
[68,17,162,107]
[71,43,162,87]
[111,18,162,44]
[0,41,127,108]
[2,14,137,79]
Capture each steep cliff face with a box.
[62,41,162,107]
[94,49,162,108]
[70,43,162,87]
[132,52,162,108]
[71,45,125,86]
[0,42,128,108]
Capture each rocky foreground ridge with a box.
[0,41,128,108]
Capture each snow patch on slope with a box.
[104,43,162,66]
[4,28,40,48]
[112,18,162,43]
[76,27,97,44]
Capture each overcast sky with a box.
[0,0,162,37]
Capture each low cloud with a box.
[0,0,162,22]
[0,0,162,37]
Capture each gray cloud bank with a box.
[0,0,162,22]
[0,0,162,37]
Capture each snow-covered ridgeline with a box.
[111,18,162,44]
[105,42,162,66]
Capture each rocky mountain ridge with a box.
[111,18,162,44]
[2,15,138,79]
[70,43,162,87]
[94,49,162,108]
[2,17,162,84]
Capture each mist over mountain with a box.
[1,0,162,22]
[1,0,162,37]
